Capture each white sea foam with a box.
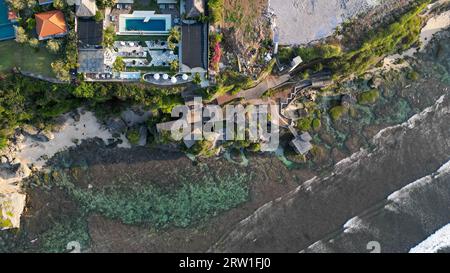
[410,224,450,253]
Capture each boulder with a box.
[22,124,39,136]
[138,126,148,146]
[36,130,55,142]
[106,117,127,136]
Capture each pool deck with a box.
[118,11,171,35]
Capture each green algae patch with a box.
[50,170,251,228]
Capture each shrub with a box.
[407,71,420,81]
[312,118,322,131]
[46,39,62,54]
[113,56,126,72]
[126,127,140,145]
[330,106,348,121]
[358,89,380,105]
[94,10,104,22]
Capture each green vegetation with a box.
[279,44,342,64]
[126,127,140,145]
[0,40,58,77]
[95,0,116,8]
[407,70,420,81]
[199,70,254,100]
[186,140,218,157]
[0,210,13,229]
[286,0,430,82]
[208,0,224,24]
[169,60,179,72]
[94,10,104,22]
[113,56,126,72]
[358,89,380,105]
[103,25,116,48]
[168,27,181,51]
[193,72,202,85]
[329,106,348,121]
[53,0,65,9]
[329,0,429,79]
[39,218,90,253]
[0,74,184,148]
[46,39,62,54]
[297,116,314,132]
[51,171,251,228]
[312,118,322,131]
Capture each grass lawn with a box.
[0,40,58,77]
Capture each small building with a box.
[75,0,97,18]
[35,10,67,40]
[157,0,177,9]
[290,132,313,155]
[38,0,53,5]
[115,0,134,8]
[77,17,103,46]
[185,0,205,18]
[288,56,303,72]
[181,23,208,73]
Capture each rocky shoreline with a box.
[210,94,450,252]
[0,109,131,229]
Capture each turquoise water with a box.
[0,0,15,40]
[125,18,166,32]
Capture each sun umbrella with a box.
[171,76,177,84]
[182,74,188,81]
[163,74,169,80]
[153,73,160,80]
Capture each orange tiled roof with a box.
[35,10,67,39]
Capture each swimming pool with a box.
[0,0,16,41]
[125,18,167,32]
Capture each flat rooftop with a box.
[181,23,207,71]
[77,18,103,46]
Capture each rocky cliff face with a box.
[0,145,29,230]
[210,95,450,253]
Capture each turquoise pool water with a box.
[125,18,166,32]
[0,0,15,41]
